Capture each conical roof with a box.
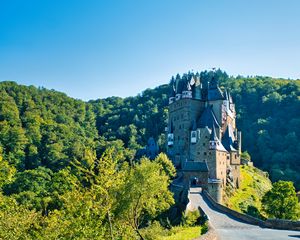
[222,124,237,152]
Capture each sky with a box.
[0,0,300,100]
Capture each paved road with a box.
[188,188,300,240]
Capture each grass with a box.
[226,165,272,217]
[161,226,201,240]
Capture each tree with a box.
[0,193,39,240]
[116,158,174,239]
[241,151,251,162]
[154,153,176,179]
[262,181,300,220]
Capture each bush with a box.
[141,221,168,240]
[201,222,208,234]
[182,210,200,226]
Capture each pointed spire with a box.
[225,89,229,101]
[222,124,237,152]
[228,90,233,103]
[210,123,218,141]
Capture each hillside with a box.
[90,70,300,189]
[0,71,299,238]
[226,165,272,218]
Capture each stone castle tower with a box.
[167,73,241,203]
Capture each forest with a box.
[0,70,299,238]
[90,70,300,189]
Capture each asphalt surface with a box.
[188,187,300,240]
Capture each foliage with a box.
[182,210,200,227]
[0,70,299,238]
[226,165,272,218]
[154,153,176,179]
[161,226,201,240]
[90,72,300,189]
[116,157,174,239]
[241,151,251,161]
[0,193,40,239]
[262,180,300,220]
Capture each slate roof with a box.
[208,87,225,101]
[183,161,209,172]
[210,124,228,152]
[191,119,197,131]
[204,76,224,100]
[222,124,237,152]
[197,105,220,129]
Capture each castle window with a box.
[197,152,200,155]
[203,143,205,146]
[235,154,237,159]
[204,152,207,156]
[227,156,230,160]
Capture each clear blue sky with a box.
[1,0,300,100]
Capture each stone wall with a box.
[203,190,300,231]
[264,219,300,231]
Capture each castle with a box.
[167,73,241,203]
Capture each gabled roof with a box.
[183,161,208,172]
[197,105,220,129]
[222,124,237,152]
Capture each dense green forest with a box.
[0,70,299,238]
[90,70,300,189]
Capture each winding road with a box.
[188,187,300,240]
